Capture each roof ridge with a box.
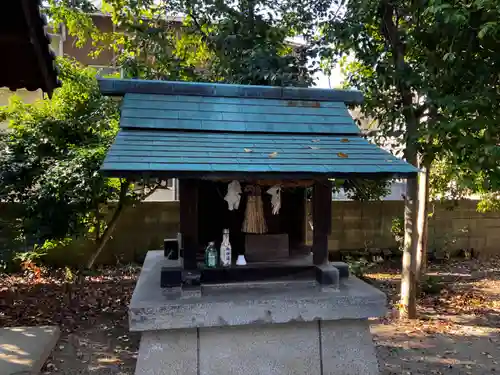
[99,78,364,105]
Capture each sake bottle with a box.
[220,229,232,267]
[205,241,218,268]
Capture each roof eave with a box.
[1,0,60,95]
[21,0,60,96]
[99,169,418,181]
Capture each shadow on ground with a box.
[44,326,140,374]
[367,256,500,375]
[372,321,500,375]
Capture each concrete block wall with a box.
[84,200,500,262]
[3,200,500,265]
[101,201,180,263]
[306,200,500,256]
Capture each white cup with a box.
[236,255,247,266]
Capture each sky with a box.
[313,66,343,89]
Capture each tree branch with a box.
[188,9,211,45]
[86,180,130,269]
[380,0,418,161]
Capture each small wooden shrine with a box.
[100,78,417,287]
[99,79,418,375]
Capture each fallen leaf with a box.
[337,152,348,158]
[244,148,253,153]
[269,152,279,158]
[340,138,350,143]
[45,363,57,371]
[482,352,494,358]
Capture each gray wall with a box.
[100,200,498,263]
[3,200,499,265]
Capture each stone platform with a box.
[130,251,386,375]
[0,326,60,375]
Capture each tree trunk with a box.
[95,205,101,241]
[380,0,420,319]
[400,176,419,319]
[86,202,125,269]
[416,164,430,280]
[399,113,419,320]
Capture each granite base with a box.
[134,320,379,375]
[131,251,385,375]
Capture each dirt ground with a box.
[370,258,500,375]
[1,258,499,375]
[0,266,141,375]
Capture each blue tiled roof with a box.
[120,93,359,135]
[100,81,418,178]
[102,130,417,177]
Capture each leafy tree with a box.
[418,1,500,215]
[180,0,323,86]
[320,0,500,318]
[0,57,160,268]
[332,179,391,201]
[48,0,346,85]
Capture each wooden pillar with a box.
[312,180,332,265]
[179,179,199,270]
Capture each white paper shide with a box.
[224,180,242,211]
[266,185,281,215]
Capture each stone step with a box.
[0,326,60,375]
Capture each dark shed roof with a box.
[0,0,59,95]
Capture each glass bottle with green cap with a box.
[204,241,218,268]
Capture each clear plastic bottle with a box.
[205,241,218,268]
[220,229,232,267]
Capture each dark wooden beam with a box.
[312,180,332,265]
[179,179,199,270]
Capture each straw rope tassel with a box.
[242,185,267,234]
